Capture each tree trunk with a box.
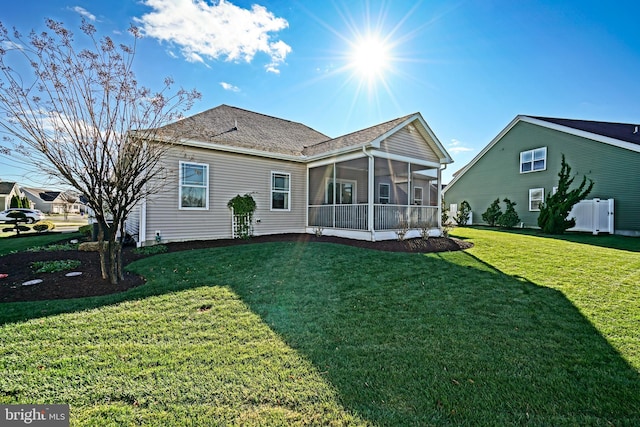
[97,223,108,280]
[108,239,118,285]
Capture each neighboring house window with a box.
[520,147,547,173]
[413,187,423,205]
[179,161,208,209]
[529,188,544,211]
[326,179,356,204]
[271,172,290,210]
[379,183,390,204]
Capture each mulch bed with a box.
[0,233,472,303]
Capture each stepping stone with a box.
[65,272,83,277]
[22,279,43,286]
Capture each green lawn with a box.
[1,229,638,425]
[0,232,82,256]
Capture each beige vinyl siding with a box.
[379,126,440,162]
[125,204,140,242]
[142,146,307,245]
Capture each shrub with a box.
[33,220,55,233]
[538,155,593,234]
[133,244,168,255]
[441,196,450,225]
[3,211,30,235]
[227,193,257,239]
[26,242,78,252]
[79,224,92,237]
[30,259,81,273]
[482,198,502,226]
[497,198,520,228]
[454,201,471,226]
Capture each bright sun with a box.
[350,35,390,81]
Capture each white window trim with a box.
[413,186,423,205]
[179,161,209,210]
[325,178,358,204]
[271,171,291,211]
[529,188,544,211]
[378,183,390,204]
[520,147,547,174]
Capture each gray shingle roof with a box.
[302,114,415,156]
[0,181,17,195]
[154,104,330,156]
[532,117,640,146]
[23,188,61,202]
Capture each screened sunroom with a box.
[307,154,442,241]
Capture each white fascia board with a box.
[368,114,453,164]
[443,115,523,192]
[414,116,454,164]
[369,115,420,149]
[306,150,367,168]
[369,150,441,169]
[520,116,640,154]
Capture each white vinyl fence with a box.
[568,198,614,235]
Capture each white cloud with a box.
[220,82,240,92]
[136,0,291,73]
[71,6,96,21]
[447,139,474,154]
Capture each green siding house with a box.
[443,116,640,236]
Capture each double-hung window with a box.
[529,188,544,211]
[378,183,390,204]
[413,187,423,205]
[179,162,208,209]
[271,172,290,210]
[520,147,547,173]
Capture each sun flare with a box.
[350,35,390,80]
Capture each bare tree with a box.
[58,190,79,220]
[0,18,200,284]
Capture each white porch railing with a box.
[308,204,439,231]
[374,205,439,230]
[308,204,368,229]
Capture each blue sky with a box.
[1,0,639,186]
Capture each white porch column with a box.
[437,166,443,229]
[367,153,375,240]
[406,162,411,224]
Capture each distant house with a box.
[127,104,453,246]
[443,116,640,236]
[23,188,83,214]
[0,181,25,211]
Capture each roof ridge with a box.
[304,112,416,149]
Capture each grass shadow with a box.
[218,244,640,425]
[1,241,639,425]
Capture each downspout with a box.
[139,196,146,248]
[363,146,375,241]
[407,162,411,231]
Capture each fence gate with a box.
[568,198,614,235]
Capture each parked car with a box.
[0,208,46,224]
